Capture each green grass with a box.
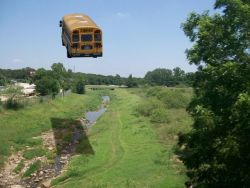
[51,88,192,188]
[13,159,25,174]
[23,147,46,160]
[0,90,107,168]
[23,160,41,177]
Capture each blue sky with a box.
[0,0,215,77]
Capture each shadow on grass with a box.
[50,118,94,156]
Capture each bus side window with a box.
[72,33,79,42]
[94,30,101,41]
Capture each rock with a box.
[34,178,40,182]
[39,171,44,176]
[41,179,51,188]
[2,179,8,183]
[48,147,53,151]
[10,185,23,188]
[0,173,3,178]
[61,156,67,160]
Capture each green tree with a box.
[126,74,138,88]
[144,68,174,86]
[74,77,85,94]
[34,70,60,98]
[179,0,250,187]
[51,63,68,96]
[0,73,7,86]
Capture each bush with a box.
[147,87,191,109]
[136,98,164,117]
[4,98,24,110]
[150,108,170,123]
[74,79,85,94]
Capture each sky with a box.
[0,0,215,77]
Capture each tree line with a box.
[0,66,194,89]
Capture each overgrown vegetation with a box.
[23,148,46,160]
[179,0,250,187]
[136,87,192,123]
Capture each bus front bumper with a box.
[71,53,103,58]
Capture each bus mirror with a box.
[59,20,62,27]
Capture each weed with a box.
[23,148,46,160]
[23,160,41,177]
[13,159,25,174]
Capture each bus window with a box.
[72,34,79,42]
[94,33,102,41]
[81,34,92,42]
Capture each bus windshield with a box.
[81,34,92,42]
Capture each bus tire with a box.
[67,50,72,58]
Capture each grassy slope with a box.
[53,88,191,188]
[0,91,103,168]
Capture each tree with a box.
[173,67,185,84]
[126,74,138,88]
[0,73,7,86]
[179,0,250,187]
[34,70,60,98]
[51,63,69,96]
[74,77,85,94]
[144,68,174,86]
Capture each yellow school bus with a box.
[59,14,103,58]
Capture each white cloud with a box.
[116,12,130,18]
[12,58,22,63]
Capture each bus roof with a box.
[63,14,100,33]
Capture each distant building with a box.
[15,83,36,96]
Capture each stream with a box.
[85,96,110,128]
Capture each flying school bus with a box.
[59,14,103,58]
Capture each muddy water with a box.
[85,96,110,128]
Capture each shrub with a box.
[150,108,170,123]
[136,98,164,117]
[4,98,24,110]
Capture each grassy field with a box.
[52,88,192,188]
[0,91,105,168]
[0,87,192,188]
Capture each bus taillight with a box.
[95,43,102,48]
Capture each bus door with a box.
[81,33,93,54]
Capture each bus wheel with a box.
[67,50,72,58]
